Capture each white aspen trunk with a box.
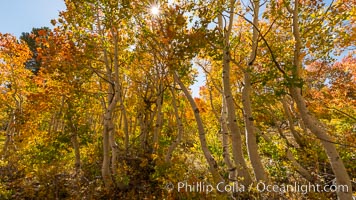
[285,151,314,183]
[102,109,113,188]
[218,2,253,185]
[223,52,252,186]
[289,1,352,198]
[110,30,121,177]
[1,113,14,159]
[139,112,148,151]
[221,99,237,182]
[242,73,268,182]
[242,0,268,182]
[100,52,117,189]
[66,101,81,175]
[71,132,81,174]
[117,89,129,155]
[260,132,313,182]
[281,97,304,147]
[95,11,115,188]
[101,64,117,188]
[99,28,121,187]
[290,88,352,199]
[109,119,119,176]
[174,72,224,184]
[165,86,183,163]
[271,114,297,148]
[121,102,129,155]
[152,84,163,154]
[101,97,119,187]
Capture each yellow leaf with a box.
[140,159,148,168]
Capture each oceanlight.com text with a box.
[167,181,349,195]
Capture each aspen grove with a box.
[0,0,355,199]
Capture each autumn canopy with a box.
[0,0,355,199]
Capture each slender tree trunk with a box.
[101,97,119,187]
[260,132,313,182]
[241,0,268,182]
[218,3,253,185]
[289,1,352,198]
[222,56,252,185]
[242,73,268,182]
[95,10,115,188]
[285,150,314,182]
[123,110,129,155]
[110,30,121,177]
[71,131,81,174]
[66,101,81,175]
[165,86,183,163]
[100,57,117,189]
[281,97,304,147]
[119,96,129,155]
[102,108,114,188]
[109,120,119,177]
[97,25,121,188]
[153,84,163,154]
[271,114,297,148]
[290,88,352,199]
[1,113,14,159]
[174,72,224,184]
[139,112,148,151]
[221,99,237,182]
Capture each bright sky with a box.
[0,0,66,38]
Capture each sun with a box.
[150,5,160,16]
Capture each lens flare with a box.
[150,5,160,15]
